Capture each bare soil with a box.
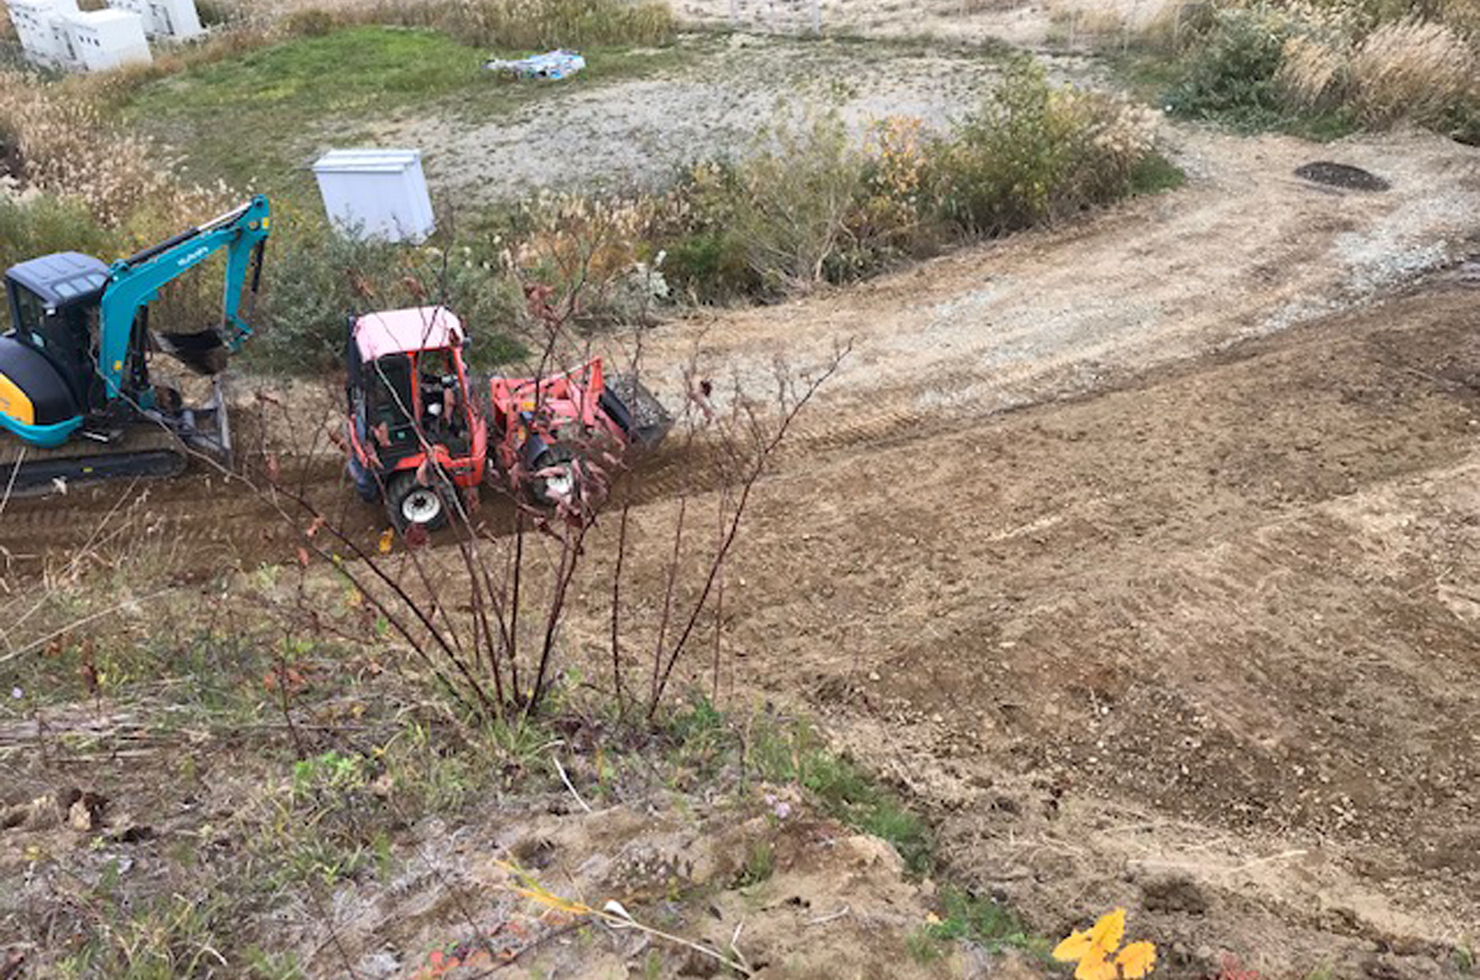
[3,120,1479,977]
[685,0,1172,47]
[678,283,1480,976]
[365,37,1101,204]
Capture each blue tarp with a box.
[484,50,587,80]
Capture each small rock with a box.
[67,792,107,832]
[69,800,95,831]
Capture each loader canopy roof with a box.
[353,306,464,363]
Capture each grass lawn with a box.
[124,25,691,208]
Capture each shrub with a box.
[1156,1,1480,136]
[660,229,757,302]
[285,6,339,36]
[1349,17,1476,126]
[0,190,118,330]
[248,218,520,374]
[193,0,238,28]
[723,109,868,293]
[926,59,1158,237]
[1167,6,1292,125]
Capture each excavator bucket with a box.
[157,328,229,375]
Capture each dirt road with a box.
[634,283,1479,975]
[2,120,1478,974]
[642,127,1480,436]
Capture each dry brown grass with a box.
[0,71,232,234]
[1276,32,1348,108]
[204,0,676,48]
[1349,16,1474,126]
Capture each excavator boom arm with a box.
[97,195,270,398]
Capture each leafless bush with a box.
[238,208,845,728]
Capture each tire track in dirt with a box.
[4,130,1477,578]
[621,284,1480,971]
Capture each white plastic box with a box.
[106,0,201,40]
[312,149,436,244]
[64,9,151,72]
[4,0,79,67]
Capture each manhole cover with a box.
[1294,161,1391,192]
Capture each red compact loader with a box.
[344,306,487,531]
[345,305,668,532]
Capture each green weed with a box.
[1305,960,1336,980]
[906,928,946,964]
[246,948,305,980]
[734,839,776,888]
[927,887,1042,953]
[746,715,934,874]
[1129,152,1188,195]
[54,896,230,980]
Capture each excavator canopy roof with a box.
[5,252,110,309]
[353,305,464,363]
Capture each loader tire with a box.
[386,471,451,533]
[528,444,580,510]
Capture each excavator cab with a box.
[0,252,110,447]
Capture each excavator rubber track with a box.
[0,424,188,499]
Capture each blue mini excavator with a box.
[0,195,270,494]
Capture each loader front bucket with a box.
[601,375,671,448]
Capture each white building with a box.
[4,0,153,71]
[313,149,437,244]
[4,0,79,68]
[64,9,152,72]
[105,0,201,40]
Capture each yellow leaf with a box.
[1088,908,1126,956]
[1074,951,1119,980]
[1117,941,1157,979]
[378,529,394,555]
[1053,929,1094,963]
